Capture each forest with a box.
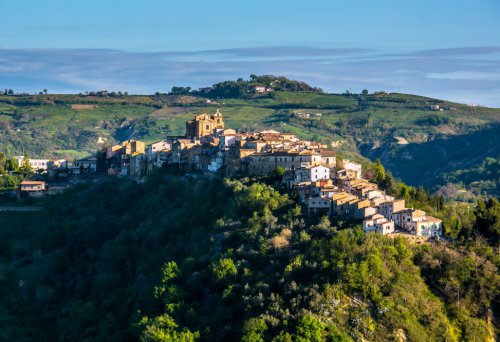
[0,167,498,341]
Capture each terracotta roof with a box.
[320,149,336,157]
[423,216,442,222]
[21,180,45,185]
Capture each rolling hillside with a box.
[0,84,499,198]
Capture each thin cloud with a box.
[0,46,499,107]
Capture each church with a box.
[185,109,224,138]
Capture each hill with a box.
[0,171,498,341]
[1,76,499,198]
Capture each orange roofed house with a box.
[20,180,47,197]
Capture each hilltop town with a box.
[2,110,442,239]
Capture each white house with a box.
[295,165,330,183]
[14,156,50,171]
[208,152,224,172]
[415,217,442,237]
[393,208,426,230]
[295,112,310,119]
[147,141,171,158]
[343,160,362,179]
[363,214,395,235]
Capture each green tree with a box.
[336,154,344,170]
[294,315,325,342]
[0,152,6,174]
[211,258,237,283]
[19,156,33,175]
[273,331,293,342]
[241,318,267,342]
[5,158,18,172]
[140,314,200,342]
[161,261,180,283]
[474,198,500,244]
[0,174,19,190]
[372,159,386,185]
[274,166,285,177]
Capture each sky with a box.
[1,0,499,106]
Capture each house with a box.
[147,141,171,158]
[363,214,395,235]
[342,160,362,179]
[254,86,266,93]
[295,112,310,119]
[378,199,406,221]
[121,140,146,156]
[320,149,336,169]
[295,182,313,203]
[358,206,378,219]
[47,159,67,169]
[415,217,442,237]
[247,149,321,175]
[220,133,243,149]
[331,192,357,216]
[208,151,224,172]
[319,184,337,199]
[393,208,426,231]
[14,156,50,171]
[349,199,372,219]
[295,165,330,183]
[72,157,98,174]
[20,180,47,197]
[393,208,442,237]
[307,196,332,214]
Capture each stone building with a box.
[185,110,224,139]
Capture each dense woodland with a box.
[0,167,498,341]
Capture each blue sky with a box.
[1,0,500,106]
